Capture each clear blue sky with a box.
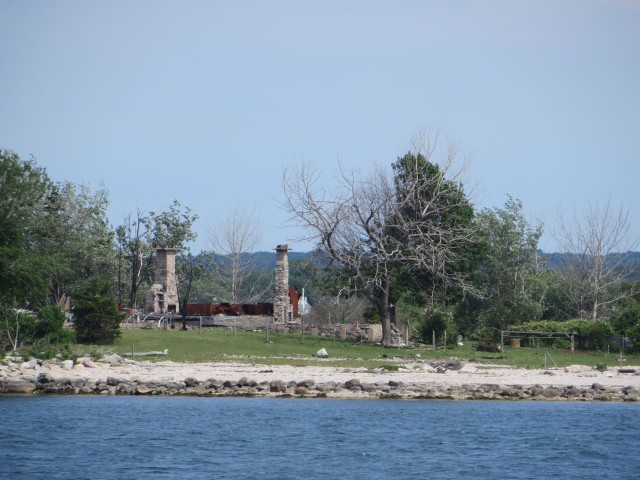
[1,0,638,253]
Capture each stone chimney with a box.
[273,244,290,323]
[146,247,180,314]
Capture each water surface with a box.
[1,396,639,479]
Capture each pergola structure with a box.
[500,330,576,353]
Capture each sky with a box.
[1,0,638,254]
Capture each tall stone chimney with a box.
[273,244,290,323]
[146,247,180,314]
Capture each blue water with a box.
[1,397,639,480]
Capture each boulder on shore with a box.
[1,378,36,394]
[316,348,329,358]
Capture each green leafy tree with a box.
[73,282,124,344]
[0,150,51,308]
[611,293,640,352]
[116,200,198,310]
[419,308,458,346]
[1,151,116,316]
[150,199,198,249]
[457,197,545,338]
[0,150,50,249]
[36,181,116,305]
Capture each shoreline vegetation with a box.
[3,329,640,401]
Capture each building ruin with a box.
[144,244,300,322]
[146,247,180,314]
[273,244,291,323]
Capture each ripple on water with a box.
[0,397,639,480]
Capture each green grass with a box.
[76,328,640,370]
[468,345,637,370]
[109,328,405,369]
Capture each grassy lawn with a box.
[111,328,401,369]
[75,327,640,370]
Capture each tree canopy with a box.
[283,140,477,346]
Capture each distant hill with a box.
[542,251,640,281]
[199,250,640,280]
[244,251,314,269]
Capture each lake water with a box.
[1,396,639,479]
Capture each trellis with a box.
[500,330,575,353]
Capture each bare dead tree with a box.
[209,206,266,304]
[308,294,367,327]
[115,210,154,310]
[176,251,212,330]
[554,198,639,320]
[2,309,34,352]
[282,136,478,346]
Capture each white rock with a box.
[73,363,85,371]
[316,348,329,358]
[62,360,74,370]
[564,365,594,374]
[458,363,478,374]
[100,354,123,365]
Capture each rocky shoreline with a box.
[2,355,640,402]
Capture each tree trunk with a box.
[374,279,393,347]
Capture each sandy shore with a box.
[81,359,640,388]
[3,357,640,400]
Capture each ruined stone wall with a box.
[273,245,290,323]
[146,247,180,314]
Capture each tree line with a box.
[0,150,198,351]
[282,136,640,348]
[1,142,639,355]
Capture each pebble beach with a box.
[2,355,640,401]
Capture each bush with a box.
[611,300,640,336]
[594,362,607,372]
[627,324,640,354]
[36,305,75,345]
[567,320,613,350]
[419,309,457,347]
[517,319,613,351]
[23,338,73,361]
[73,283,124,344]
[0,306,37,352]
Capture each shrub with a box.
[517,319,613,351]
[567,320,613,350]
[627,324,640,354]
[594,362,607,372]
[419,309,457,347]
[73,283,124,344]
[23,338,73,360]
[36,305,75,345]
[611,300,640,337]
[0,306,37,352]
